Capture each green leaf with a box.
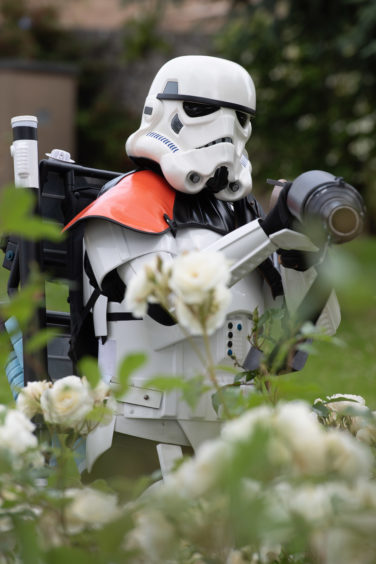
[46,547,94,564]
[296,341,318,355]
[96,513,134,555]
[312,401,331,418]
[323,396,361,405]
[234,370,258,383]
[145,375,186,392]
[114,352,147,398]
[25,327,61,353]
[78,356,101,388]
[181,374,210,411]
[0,185,62,242]
[215,364,241,375]
[12,516,42,564]
[211,389,222,415]
[145,374,210,411]
[85,404,114,424]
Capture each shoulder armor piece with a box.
[64,170,175,234]
[64,169,236,235]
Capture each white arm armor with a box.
[84,218,340,338]
[85,217,318,290]
[84,219,178,290]
[280,265,340,335]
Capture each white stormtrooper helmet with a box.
[126,55,256,201]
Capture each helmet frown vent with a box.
[171,114,183,134]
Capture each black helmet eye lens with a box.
[236,111,249,127]
[183,101,220,117]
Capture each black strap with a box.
[107,312,139,322]
[69,287,101,364]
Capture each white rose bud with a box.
[16,380,52,419]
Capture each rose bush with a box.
[125,400,376,563]
[16,375,115,435]
[1,244,376,563]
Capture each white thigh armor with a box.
[84,219,340,464]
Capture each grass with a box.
[278,236,376,407]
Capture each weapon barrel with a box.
[286,170,365,243]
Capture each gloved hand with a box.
[259,182,294,236]
[276,248,320,271]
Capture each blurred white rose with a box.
[325,429,372,480]
[166,440,231,498]
[125,263,156,317]
[169,250,230,304]
[64,487,119,534]
[226,549,251,564]
[221,401,372,480]
[314,394,368,428]
[0,407,42,467]
[125,255,171,318]
[126,508,176,562]
[83,378,117,426]
[175,284,231,336]
[283,483,332,523]
[315,394,376,448]
[87,378,110,404]
[16,380,51,419]
[221,405,273,443]
[356,422,376,446]
[40,375,94,432]
[274,402,327,475]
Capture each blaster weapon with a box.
[267,170,366,244]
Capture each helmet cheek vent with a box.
[171,114,183,134]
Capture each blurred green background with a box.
[0,0,375,405]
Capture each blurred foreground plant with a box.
[1,186,376,562]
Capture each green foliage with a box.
[0,0,79,61]
[122,12,170,63]
[25,328,61,354]
[0,186,62,242]
[12,517,42,564]
[114,352,147,398]
[78,356,101,389]
[1,267,44,329]
[214,0,376,228]
[45,547,93,564]
[146,373,210,410]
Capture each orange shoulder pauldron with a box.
[63,169,175,234]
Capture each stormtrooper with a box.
[65,55,345,477]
